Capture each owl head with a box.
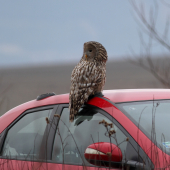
[82,41,108,62]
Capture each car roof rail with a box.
[37,92,56,101]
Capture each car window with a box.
[52,106,128,166]
[117,100,170,156]
[1,109,52,160]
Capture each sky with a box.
[0,0,170,68]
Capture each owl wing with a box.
[69,62,105,122]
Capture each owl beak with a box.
[85,54,88,61]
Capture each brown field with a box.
[0,60,164,116]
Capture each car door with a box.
[0,103,153,170]
[0,105,58,170]
[50,104,152,170]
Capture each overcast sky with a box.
[0,0,170,68]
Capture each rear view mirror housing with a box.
[84,142,122,168]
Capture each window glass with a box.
[117,100,170,155]
[52,106,128,165]
[1,109,52,160]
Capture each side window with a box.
[1,109,52,159]
[52,106,128,165]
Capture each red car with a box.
[0,89,170,170]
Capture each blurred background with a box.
[0,0,170,115]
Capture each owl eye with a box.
[89,49,92,52]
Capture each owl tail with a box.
[69,88,91,122]
[69,109,75,122]
[69,97,77,122]
[69,106,79,122]
[69,98,82,122]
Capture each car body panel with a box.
[0,93,69,134]
[1,89,170,134]
[1,89,170,169]
[103,89,170,103]
[0,159,113,170]
[88,97,170,169]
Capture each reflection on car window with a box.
[118,100,170,155]
[52,106,128,165]
[1,109,52,160]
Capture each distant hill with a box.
[0,60,163,116]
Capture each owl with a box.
[69,41,108,122]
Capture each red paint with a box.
[1,89,169,133]
[85,142,122,162]
[0,94,69,133]
[88,96,170,169]
[103,89,170,103]
[1,89,170,169]
[0,159,108,170]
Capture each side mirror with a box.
[84,142,122,168]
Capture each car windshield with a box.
[117,100,170,155]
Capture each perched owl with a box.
[69,41,108,122]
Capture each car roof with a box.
[38,89,170,105]
[3,89,170,118]
[0,89,170,133]
[103,89,170,103]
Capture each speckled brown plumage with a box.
[69,41,108,122]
